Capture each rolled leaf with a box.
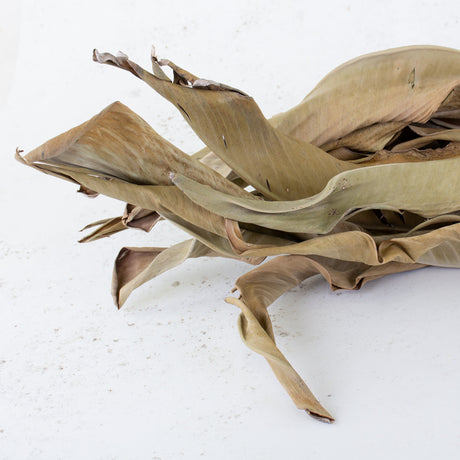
[113,239,219,308]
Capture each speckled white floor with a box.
[1,1,460,459]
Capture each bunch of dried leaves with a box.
[17,45,460,422]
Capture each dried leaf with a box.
[391,128,460,151]
[93,50,357,199]
[78,205,160,243]
[113,239,218,308]
[17,45,460,423]
[271,46,460,147]
[227,255,424,420]
[172,157,460,234]
[23,101,250,198]
[226,221,460,268]
[79,217,128,243]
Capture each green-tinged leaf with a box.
[172,157,460,234]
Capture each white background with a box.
[1,1,459,458]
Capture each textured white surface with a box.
[1,1,459,459]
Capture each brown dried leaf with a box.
[93,49,357,199]
[227,255,424,421]
[272,46,460,148]
[113,239,218,308]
